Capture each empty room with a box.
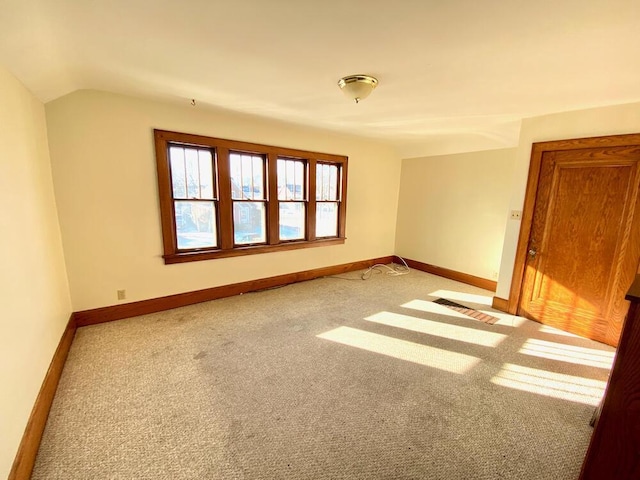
[2,1,640,479]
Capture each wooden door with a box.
[518,144,640,346]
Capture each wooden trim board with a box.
[8,314,77,480]
[397,257,497,291]
[75,256,395,326]
[491,296,509,312]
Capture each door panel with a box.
[519,146,640,346]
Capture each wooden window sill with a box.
[163,237,346,264]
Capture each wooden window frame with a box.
[315,161,342,239]
[154,129,348,264]
[276,157,307,243]
[229,151,268,247]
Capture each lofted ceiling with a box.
[1,0,639,158]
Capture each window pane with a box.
[170,147,187,198]
[233,202,266,245]
[278,158,305,200]
[328,164,338,200]
[286,161,295,198]
[277,159,287,199]
[316,202,338,237]
[253,156,264,199]
[231,153,264,200]
[279,202,305,240]
[175,201,217,249]
[316,164,339,201]
[242,154,252,197]
[294,161,304,200]
[185,148,200,198]
[170,146,215,200]
[198,150,214,199]
[315,164,322,201]
[230,153,243,199]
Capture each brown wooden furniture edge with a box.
[491,296,509,312]
[625,274,640,301]
[579,279,640,479]
[8,314,77,480]
[397,257,497,292]
[74,256,395,326]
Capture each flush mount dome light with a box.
[338,74,378,103]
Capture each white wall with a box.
[395,148,516,281]
[45,90,402,311]
[496,102,640,299]
[0,67,72,479]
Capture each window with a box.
[278,158,305,241]
[316,163,340,238]
[169,145,217,250]
[230,152,267,245]
[154,130,348,264]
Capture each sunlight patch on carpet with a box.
[477,310,528,327]
[538,325,583,338]
[491,363,607,406]
[519,338,615,369]
[364,311,507,347]
[317,326,481,373]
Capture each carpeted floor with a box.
[32,266,615,479]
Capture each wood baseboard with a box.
[397,257,497,292]
[75,256,395,327]
[491,296,509,312]
[9,314,77,480]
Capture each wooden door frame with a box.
[505,132,640,315]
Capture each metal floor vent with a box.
[433,298,499,325]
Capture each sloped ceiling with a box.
[1,0,639,157]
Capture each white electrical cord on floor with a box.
[361,256,410,280]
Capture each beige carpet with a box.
[32,266,614,479]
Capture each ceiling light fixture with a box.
[338,74,378,103]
